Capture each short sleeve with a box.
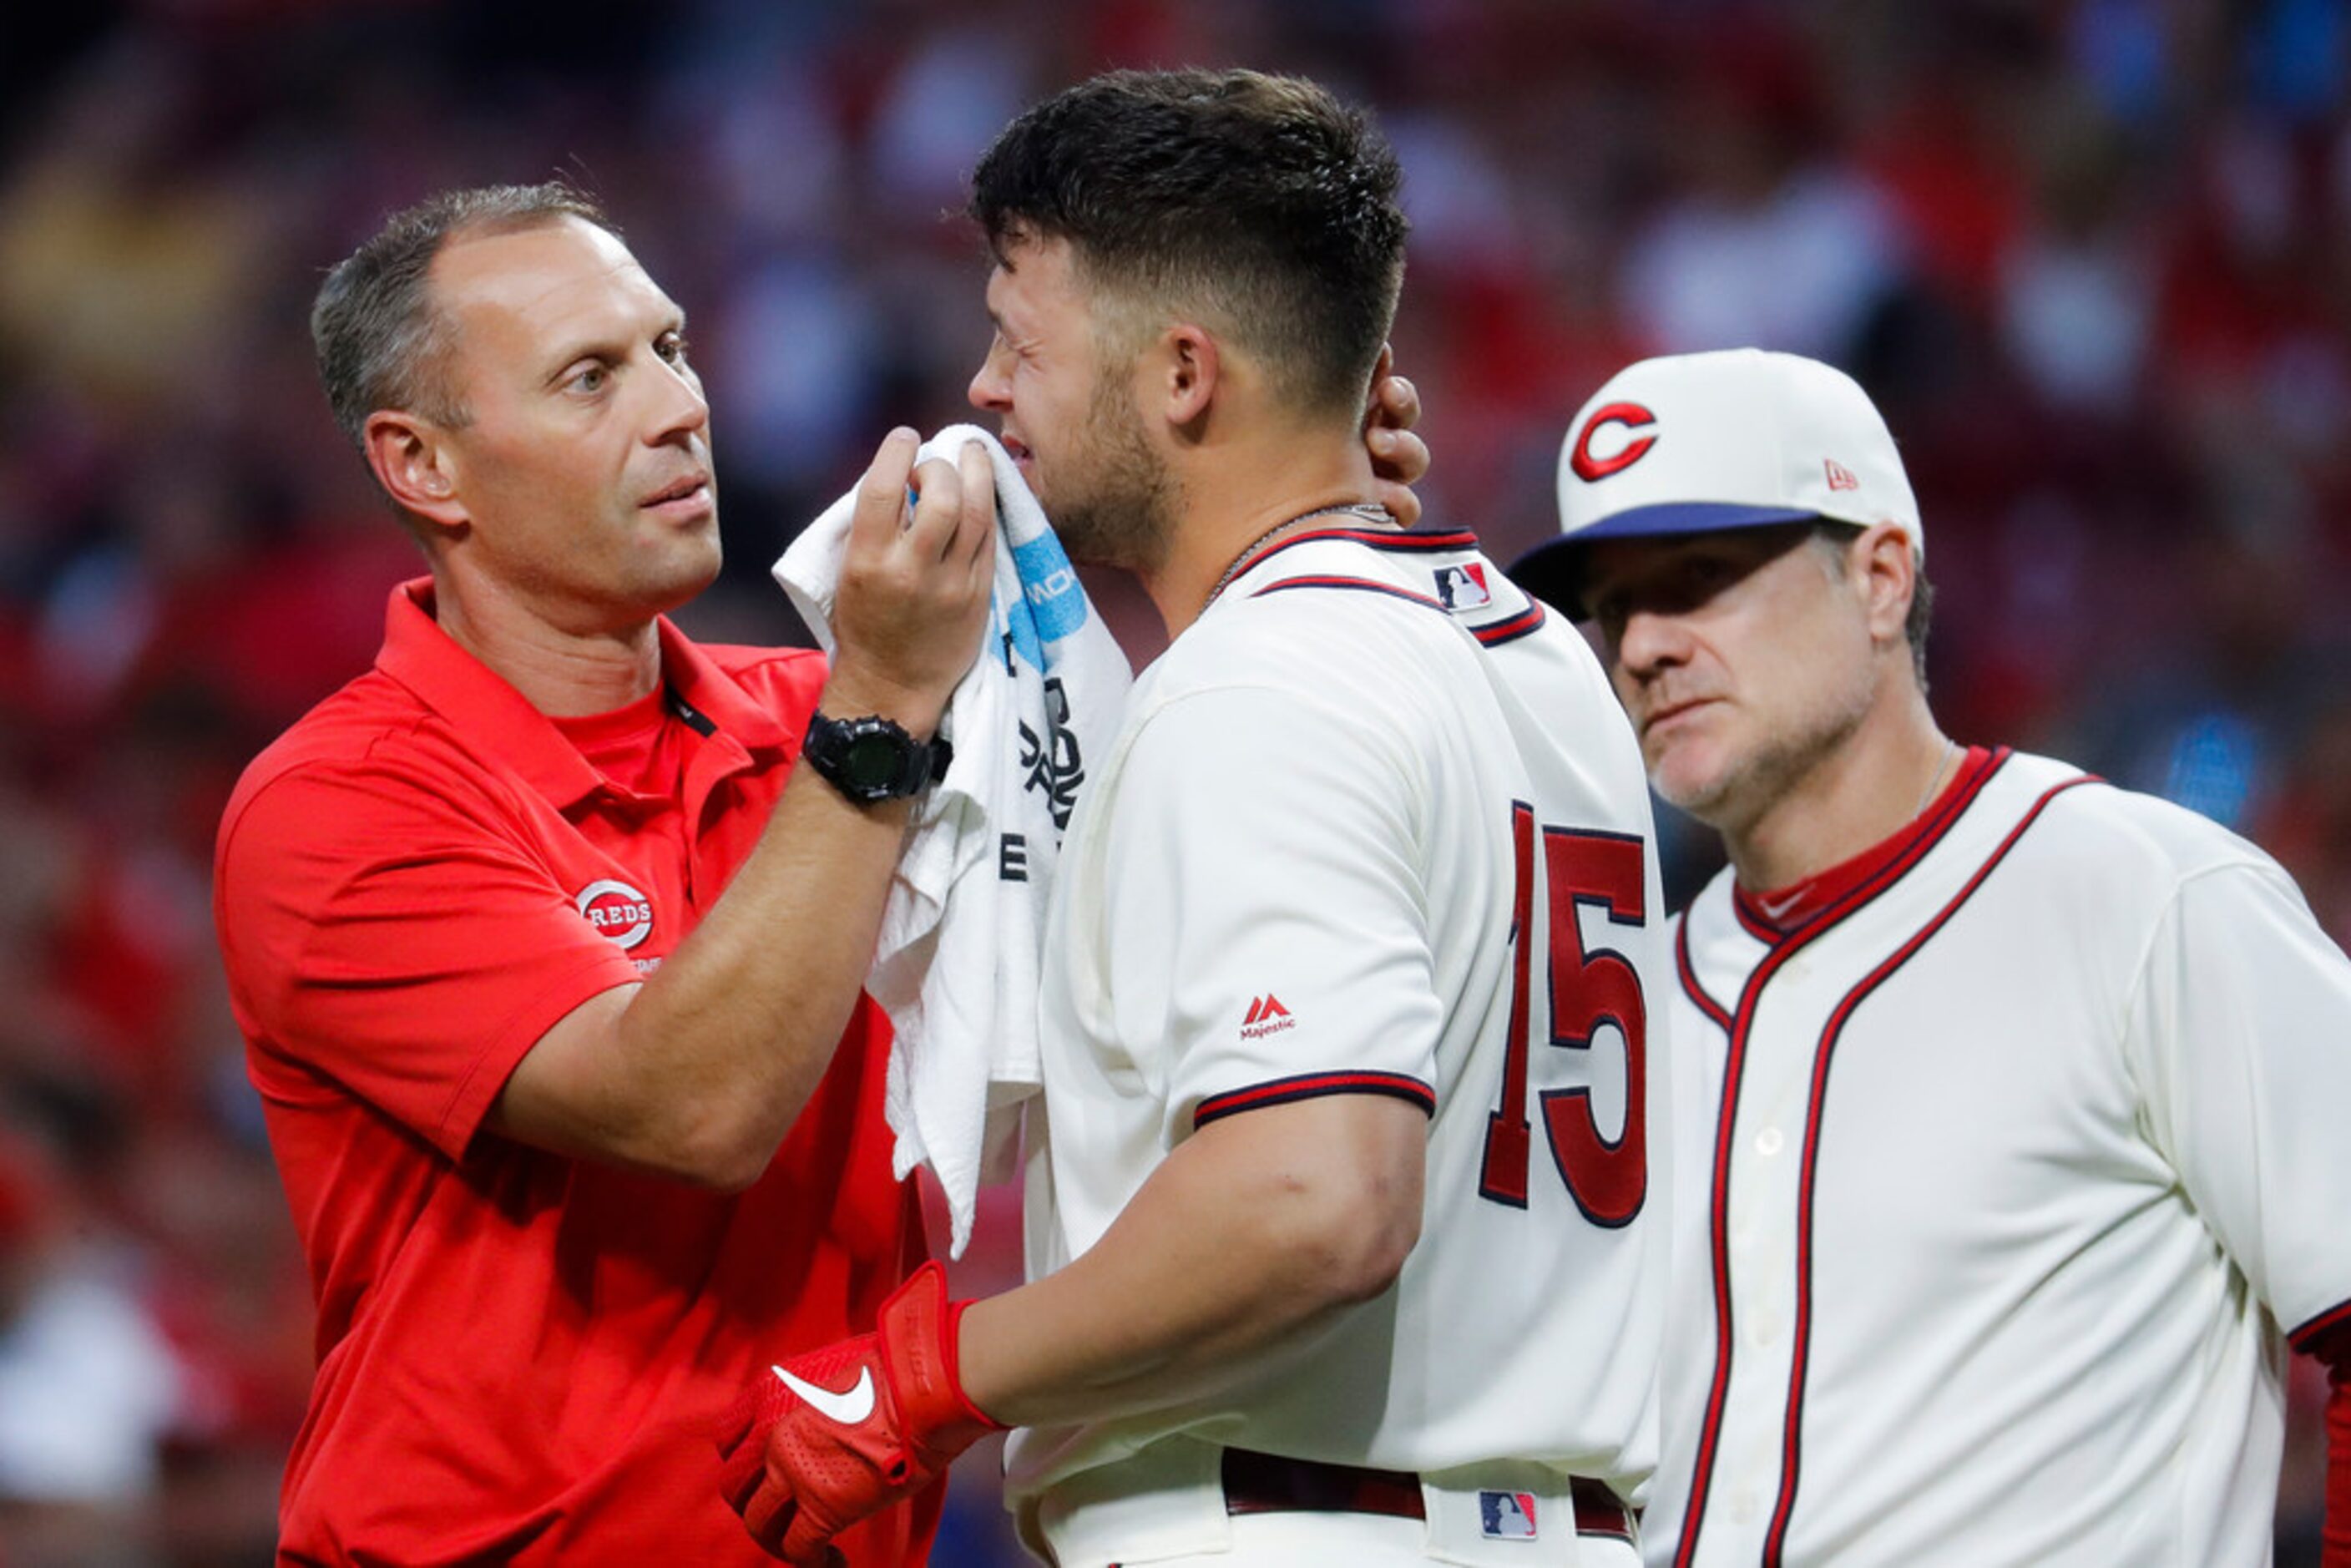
[215,762,642,1158]
[1097,680,1443,1140]
[2129,857,2351,1337]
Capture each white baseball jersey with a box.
[1649,746,2351,1567]
[1004,525,1673,1565]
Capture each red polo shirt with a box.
[215,581,933,1566]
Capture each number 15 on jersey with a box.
[1479,801,1650,1226]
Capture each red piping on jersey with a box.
[1194,1070,1436,1128]
[1473,603,1548,645]
[1227,525,1479,584]
[1676,918,1733,1033]
[2294,1297,2351,1353]
[1248,575,1448,611]
[1732,893,1781,945]
[1760,773,2101,1565]
[1231,531,1467,585]
[1352,529,1480,552]
[1234,528,1543,640]
[1670,748,2015,1568]
[1734,748,2002,940]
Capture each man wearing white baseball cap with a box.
[1515,348,2351,1566]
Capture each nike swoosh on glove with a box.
[717,1261,1004,1564]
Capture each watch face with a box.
[841,730,910,792]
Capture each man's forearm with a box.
[955,1093,1426,1428]
[490,714,918,1186]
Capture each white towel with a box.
[775,425,1131,1256]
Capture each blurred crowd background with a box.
[0,0,2345,1562]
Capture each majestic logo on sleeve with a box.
[1569,402,1658,482]
[1241,995,1295,1039]
[575,879,655,950]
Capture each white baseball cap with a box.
[1511,348,1920,615]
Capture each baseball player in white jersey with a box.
[1511,347,2351,1567]
[715,70,1674,1568]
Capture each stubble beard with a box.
[1656,676,1874,842]
[1039,365,1176,575]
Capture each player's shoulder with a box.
[2001,748,2282,886]
[225,669,435,817]
[217,668,525,879]
[1160,568,1444,701]
[1192,527,1556,675]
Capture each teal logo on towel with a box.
[1013,534,1086,645]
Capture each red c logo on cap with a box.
[1570,402,1658,483]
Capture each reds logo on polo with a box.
[575,878,655,950]
[1569,402,1659,483]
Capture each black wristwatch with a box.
[801,712,953,805]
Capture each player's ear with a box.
[1853,521,1918,647]
[1156,321,1220,433]
[365,410,468,534]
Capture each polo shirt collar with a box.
[654,615,796,753]
[374,579,792,810]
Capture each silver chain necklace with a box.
[1203,501,1397,610]
[1913,738,1958,817]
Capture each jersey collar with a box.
[1732,745,2000,937]
[372,579,792,809]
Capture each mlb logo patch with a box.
[1479,1490,1538,1540]
[1433,562,1492,611]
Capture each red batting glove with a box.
[716,1262,1004,1564]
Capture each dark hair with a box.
[968,68,1408,422]
[311,181,617,450]
[1813,521,1935,689]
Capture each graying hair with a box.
[311,181,616,450]
[1811,521,1935,690]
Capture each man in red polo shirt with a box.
[211,185,996,1565]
